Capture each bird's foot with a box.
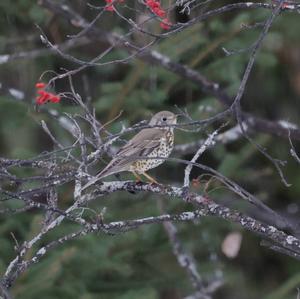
[149,180,163,187]
[135,180,144,186]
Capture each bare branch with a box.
[183,127,221,187]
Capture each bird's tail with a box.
[97,158,123,179]
[81,160,122,191]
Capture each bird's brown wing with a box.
[116,128,164,158]
[97,128,164,178]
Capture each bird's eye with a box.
[162,117,167,122]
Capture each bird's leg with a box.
[142,172,159,184]
[132,171,143,182]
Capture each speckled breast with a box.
[132,129,174,173]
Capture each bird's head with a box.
[149,111,177,127]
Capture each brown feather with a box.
[97,128,166,179]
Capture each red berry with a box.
[35,82,46,89]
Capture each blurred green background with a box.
[1,0,300,298]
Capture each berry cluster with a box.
[145,0,171,30]
[104,0,171,30]
[35,83,60,105]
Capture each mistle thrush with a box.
[83,111,177,189]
